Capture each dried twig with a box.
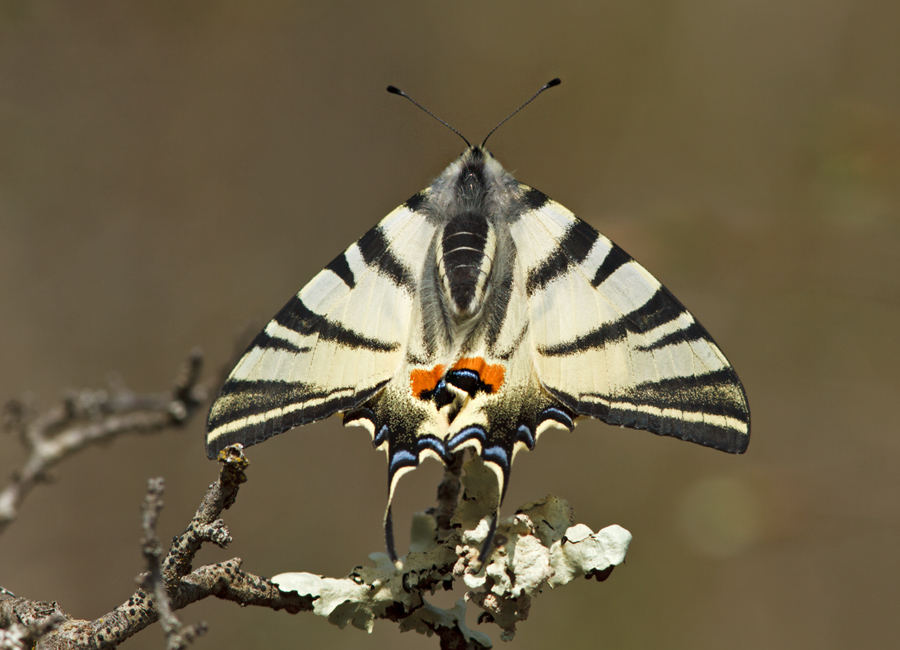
[140,478,207,650]
[0,350,207,536]
[0,446,313,650]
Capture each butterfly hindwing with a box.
[205,201,438,458]
[509,188,750,453]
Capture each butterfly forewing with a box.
[206,203,437,457]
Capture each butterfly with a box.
[205,79,750,563]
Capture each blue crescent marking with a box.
[482,445,509,468]
[416,435,449,461]
[516,423,535,448]
[540,406,574,429]
[389,449,418,474]
[447,425,487,450]
[374,424,389,446]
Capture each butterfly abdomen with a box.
[437,212,496,318]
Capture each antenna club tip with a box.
[386,85,402,95]
[547,78,561,87]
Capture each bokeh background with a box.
[2,1,899,648]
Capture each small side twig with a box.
[161,445,246,581]
[140,478,206,650]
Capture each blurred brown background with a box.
[2,1,898,648]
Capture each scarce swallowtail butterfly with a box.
[206,79,750,563]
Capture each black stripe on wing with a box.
[548,368,750,453]
[273,296,400,352]
[325,252,356,289]
[526,218,599,296]
[249,328,311,354]
[357,226,416,290]
[636,320,708,352]
[206,378,387,458]
[604,376,750,453]
[404,191,428,212]
[616,370,750,423]
[511,186,549,217]
[590,243,630,287]
[538,286,689,357]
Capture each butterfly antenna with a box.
[387,85,471,148]
[481,77,561,147]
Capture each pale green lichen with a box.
[399,598,492,648]
[273,456,631,646]
[272,536,457,633]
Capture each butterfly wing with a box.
[206,200,437,458]
[510,188,750,453]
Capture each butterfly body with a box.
[206,145,750,559]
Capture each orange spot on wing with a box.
[410,365,445,398]
[451,357,506,393]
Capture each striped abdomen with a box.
[437,212,496,319]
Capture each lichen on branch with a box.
[273,455,631,647]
